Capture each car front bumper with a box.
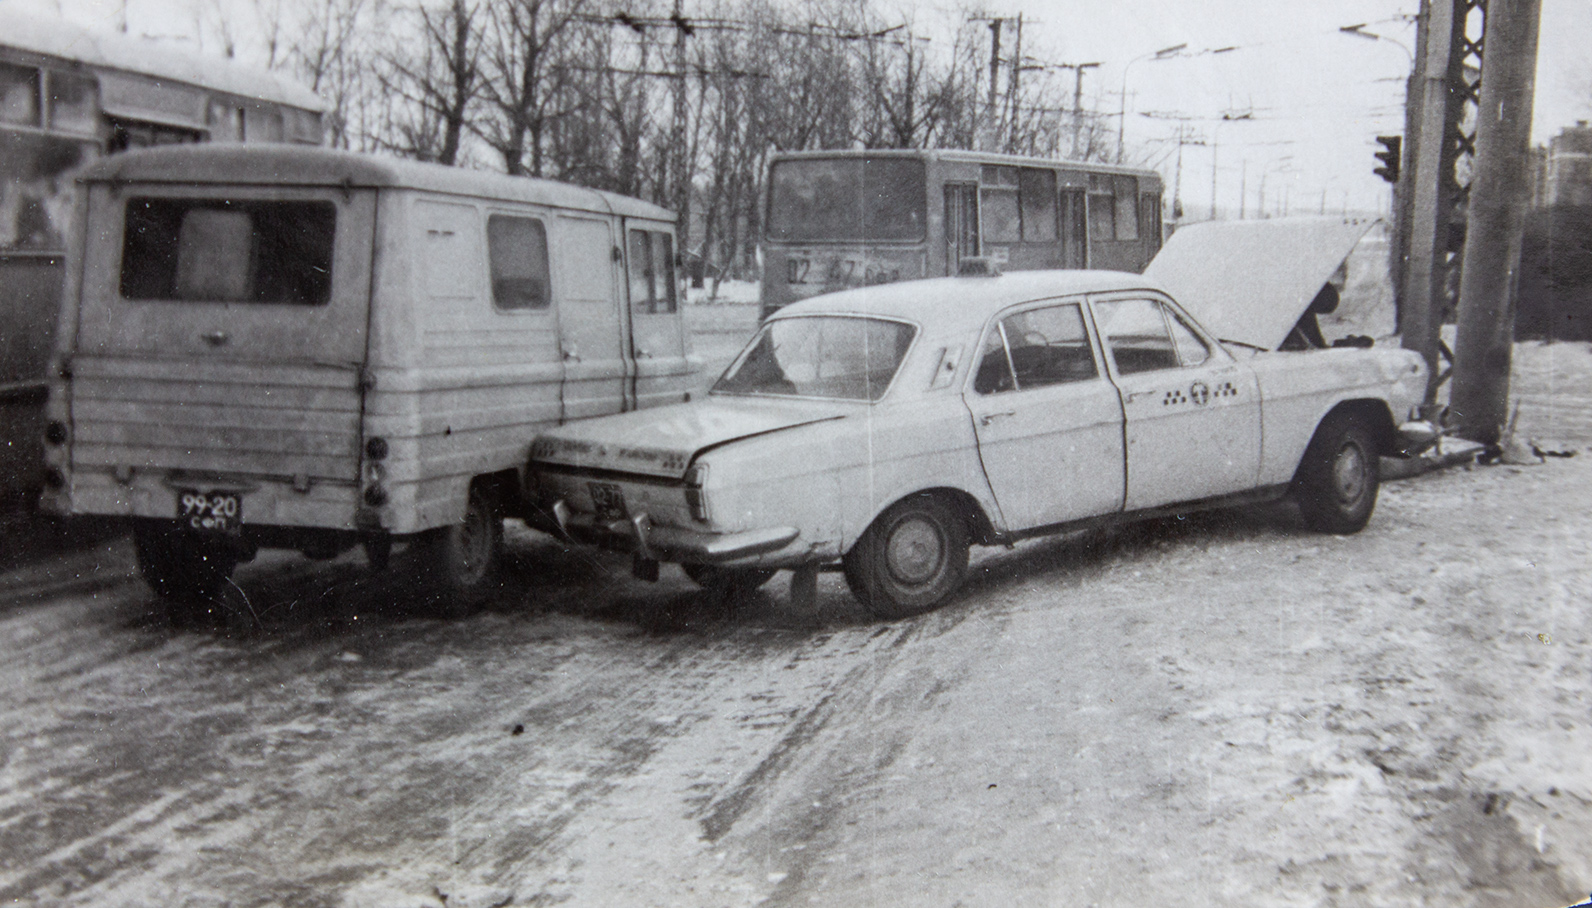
[549,500,800,564]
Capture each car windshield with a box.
[766,157,927,243]
[713,316,917,401]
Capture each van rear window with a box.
[120,198,336,304]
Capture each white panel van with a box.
[38,145,697,615]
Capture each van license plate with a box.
[588,482,628,523]
[178,489,242,533]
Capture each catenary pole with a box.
[1449,0,1543,444]
[1399,0,1460,408]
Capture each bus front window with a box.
[767,158,926,243]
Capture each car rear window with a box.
[713,316,916,401]
[120,198,336,304]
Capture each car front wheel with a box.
[1294,413,1380,534]
[843,495,969,620]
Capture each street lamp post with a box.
[1117,44,1239,163]
[1117,43,1186,162]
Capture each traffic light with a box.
[1374,135,1401,184]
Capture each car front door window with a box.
[1092,295,1261,510]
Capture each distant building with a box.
[1536,121,1592,208]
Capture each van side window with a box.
[487,214,550,310]
[120,198,335,304]
[627,229,676,314]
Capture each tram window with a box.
[46,71,97,134]
[1019,168,1056,242]
[1,63,41,127]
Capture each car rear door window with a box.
[975,303,1095,393]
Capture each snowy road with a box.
[4,334,1592,907]
[3,450,1591,907]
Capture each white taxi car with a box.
[529,218,1430,618]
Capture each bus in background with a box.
[761,149,1164,318]
[1,13,322,515]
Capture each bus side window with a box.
[1114,176,1139,241]
[979,166,1020,244]
[1088,174,1116,242]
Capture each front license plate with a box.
[177,489,243,533]
[588,482,628,523]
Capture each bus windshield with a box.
[767,157,926,243]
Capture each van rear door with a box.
[70,184,373,486]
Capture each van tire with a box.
[133,524,238,612]
[414,485,502,615]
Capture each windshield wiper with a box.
[1220,338,1268,352]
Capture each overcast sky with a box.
[11,0,1591,219]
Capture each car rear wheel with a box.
[682,563,776,597]
[843,495,969,620]
[133,524,238,620]
[413,485,502,616]
[1294,413,1380,534]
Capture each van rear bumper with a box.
[55,470,368,533]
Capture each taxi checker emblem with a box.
[1190,381,1210,406]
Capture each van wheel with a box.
[1294,413,1380,534]
[414,485,502,615]
[133,525,238,617]
[683,563,775,597]
[843,495,969,620]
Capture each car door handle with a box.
[635,347,652,359]
[562,344,580,362]
[1126,390,1157,402]
[979,410,1016,425]
[200,330,229,347]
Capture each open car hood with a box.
[1144,216,1377,351]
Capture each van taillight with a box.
[43,468,65,489]
[44,421,68,445]
[684,462,709,523]
[365,437,388,460]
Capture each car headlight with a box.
[684,462,710,523]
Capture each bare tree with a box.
[376,0,482,164]
[477,0,590,176]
